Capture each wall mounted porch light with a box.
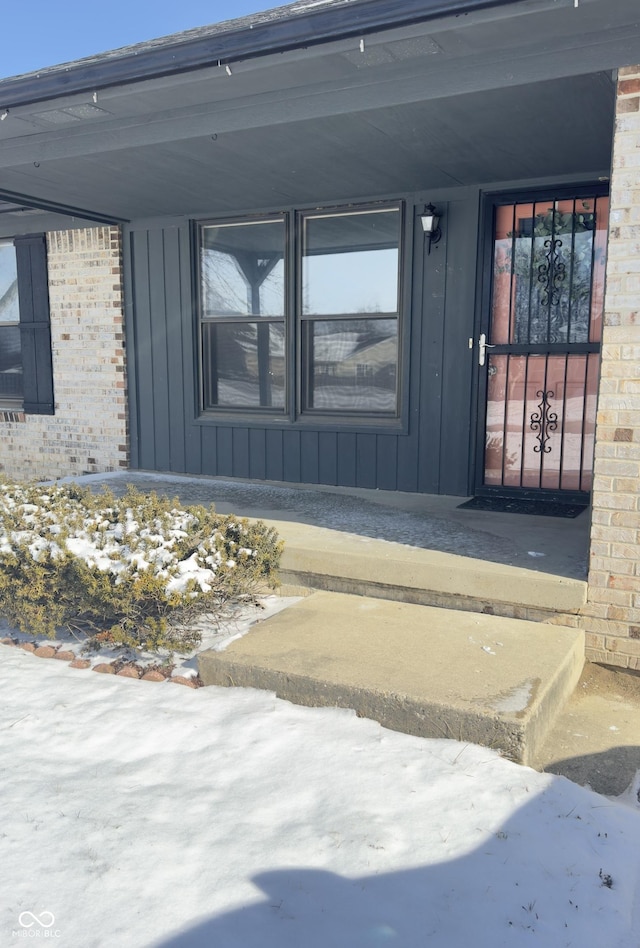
[420,203,442,254]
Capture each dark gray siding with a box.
[124,190,479,495]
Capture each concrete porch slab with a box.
[76,473,590,581]
[199,591,585,766]
[74,473,588,620]
[266,519,587,620]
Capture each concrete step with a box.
[198,590,585,765]
[265,519,587,622]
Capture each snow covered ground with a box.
[2,641,640,948]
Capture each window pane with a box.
[303,318,397,412]
[500,199,603,346]
[201,220,285,317]
[0,325,23,398]
[202,321,285,410]
[303,209,400,315]
[0,243,19,323]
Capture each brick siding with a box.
[0,226,128,480]
[554,66,640,668]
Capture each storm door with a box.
[477,192,608,500]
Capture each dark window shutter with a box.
[15,234,54,415]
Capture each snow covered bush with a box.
[0,482,282,651]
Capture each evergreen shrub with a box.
[0,482,282,652]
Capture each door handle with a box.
[478,333,496,367]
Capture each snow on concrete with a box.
[1,643,640,947]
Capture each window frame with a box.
[194,200,406,428]
[297,201,404,420]
[196,212,289,416]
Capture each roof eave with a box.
[0,0,526,109]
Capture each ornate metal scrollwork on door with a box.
[530,390,558,454]
[537,237,566,307]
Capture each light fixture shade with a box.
[420,203,440,235]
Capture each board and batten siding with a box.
[124,192,479,495]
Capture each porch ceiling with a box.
[0,0,634,231]
[0,72,615,227]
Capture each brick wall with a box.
[0,226,128,480]
[562,66,640,668]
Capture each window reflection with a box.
[303,319,397,411]
[202,322,285,410]
[484,353,598,492]
[201,220,285,318]
[0,243,19,324]
[303,210,399,316]
[491,198,607,347]
[0,243,22,400]
[0,326,22,398]
[198,206,402,417]
[301,207,400,415]
[200,218,286,411]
